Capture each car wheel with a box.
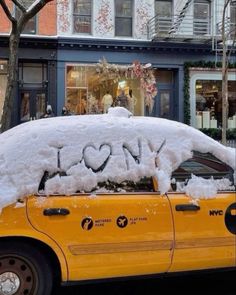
[0,241,53,295]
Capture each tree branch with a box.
[18,0,53,32]
[0,0,16,23]
[12,0,26,13]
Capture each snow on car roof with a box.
[0,107,235,210]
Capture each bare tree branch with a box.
[0,0,16,23]
[18,0,52,29]
[12,0,26,13]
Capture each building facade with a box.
[0,0,235,129]
[0,0,57,126]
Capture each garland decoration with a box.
[96,58,157,113]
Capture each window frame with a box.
[193,0,211,35]
[73,0,92,35]
[115,0,133,37]
[171,151,234,185]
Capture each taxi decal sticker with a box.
[95,218,112,227]
[225,203,236,235]
[130,217,148,225]
[209,209,223,216]
[117,216,128,228]
[81,217,93,230]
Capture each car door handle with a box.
[43,208,70,216]
[175,204,200,211]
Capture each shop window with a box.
[115,0,133,37]
[19,63,47,86]
[15,7,36,34]
[195,80,236,129]
[193,0,210,35]
[65,64,144,116]
[0,61,7,121]
[73,0,92,34]
[160,92,170,118]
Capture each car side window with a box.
[95,177,155,193]
[171,151,234,190]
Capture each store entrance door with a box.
[19,90,46,123]
[152,84,174,119]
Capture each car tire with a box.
[0,241,53,295]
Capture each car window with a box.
[171,151,234,188]
[38,174,155,194]
[94,177,155,193]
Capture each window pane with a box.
[230,2,236,39]
[73,0,91,34]
[0,61,7,122]
[115,18,132,36]
[22,64,43,83]
[160,92,170,117]
[194,3,209,19]
[66,88,87,115]
[115,0,132,17]
[155,0,172,16]
[65,64,145,116]
[195,80,236,128]
[20,92,30,123]
[194,3,210,34]
[36,93,46,119]
[74,16,91,33]
[156,70,173,83]
[74,0,91,15]
[15,7,36,34]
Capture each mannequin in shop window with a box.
[61,106,71,116]
[76,96,87,115]
[116,89,128,109]
[88,93,99,114]
[127,89,137,114]
[101,91,113,113]
[41,105,55,118]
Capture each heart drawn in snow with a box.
[83,144,111,172]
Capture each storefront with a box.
[65,61,158,116]
[0,36,58,127]
[190,68,236,129]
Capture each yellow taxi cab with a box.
[0,108,235,295]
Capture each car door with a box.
[27,178,174,281]
[167,152,236,272]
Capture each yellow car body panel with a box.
[167,192,236,272]
[0,201,68,281]
[26,193,174,281]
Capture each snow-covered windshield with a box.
[0,107,235,210]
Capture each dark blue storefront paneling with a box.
[57,49,186,121]
[56,38,219,122]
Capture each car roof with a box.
[0,107,235,209]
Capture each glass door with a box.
[152,87,174,119]
[19,90,46,123]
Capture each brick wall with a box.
[0,0,56,35]
[38,1,56,35]
[0,0,12,33]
